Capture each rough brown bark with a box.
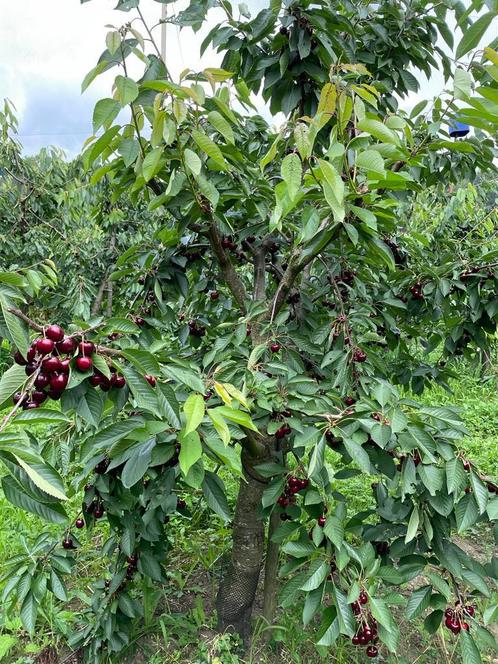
[261,509,281,632]
[216,447,269,641]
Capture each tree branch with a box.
[206,223,247,313]
[253,245,266,301]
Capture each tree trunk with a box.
[216,447,269,642]
[261,509,281,634]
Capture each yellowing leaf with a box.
[214,382,232,406]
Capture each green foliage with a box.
[1,1,498,662]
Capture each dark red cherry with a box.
[14,350,27,365]
[89,374,101,387]
[34,373,50,389]
[210,291,219,300]
[177,498,187,510]
[62,538,75,550]
[317,516,326,527]
[50,373,68,391]
[270,342,281,353]
[144,374,156,387]
[75,356,93,372]
[36,338,55,355]
[344,396,356,406]
[100,377,111,391]
[57,337,77,354]
[47,389,63,400]
[366,646,378,658]
[78,341,95,356]
[25,362,38,376]
[32,390,48,404]
[23,401,39,410]
[27,346,37,362]
[94,504,104,519]
[59,358,71,373]
[359,591,368,605]
[42,356,62,373]
[75,518,85,529]
[45,325,65,342]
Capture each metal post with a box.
[160,3,167,62]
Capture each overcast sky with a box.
[0,1,493,156]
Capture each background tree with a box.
[0,1,497,662]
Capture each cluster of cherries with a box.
[351,592,379,658]
[12,324,133,407]
[444,604,474,634]
[410,282,424,300]
[278,475,309,520]
[188,319,206,337]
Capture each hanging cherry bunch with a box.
[444,603,475,634]
[350,592,379,658]
[277,475,309,520]
[12,323,127,407]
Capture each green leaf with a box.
[370,596,395,631]
[121,439,155,488]
[183,393,205,435]
[459,629,482,664]
[470,471,488,514]
[405,505,420,543]
[115,75,139,106]
[406,585,432,620]
[318,159,345,223]
[1,477,68,524]
[207,111,235,144]
[0,295,29,357]
[20,591,38,635]
[281,153,302,201]
[357,118,400,145]
[81,417,145,459]
[446,457,466,495]
[332,585,355,636]
[282,540,316,558]
[213,406,258,432]
[456,12,497,59]
[202,471,231,521]
[119,349,160,375]
[260,132,281,171]
[142,147,164,182]
[455,493,479,533]
[178,430,202,476]
[191,129,229,170]
[0,363,27,409]
[106,30,121,55]
[324,515,344,549]
[356,149,385,176]
[294,123,312,160]
[207,408,230,445]
[300,560,328,591]
[164,366,205,393]
[308,435,325,478]
[93,98,121,132]
[427,573,451,600]
[50,570,68,602]
[454,68,472,100]
[184,149,202,176]
[13,456,67,501]
[15,409,71,425]
[119,366,159,416]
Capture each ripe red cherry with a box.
[13,392,25,405]
[78,341,95,356]
[353,349,367,363]
[57,337,76,354]
[127,554,138,566]
[59,358,71,373]
[42,356,62,373]
[344,396,356,406]
[89,374,101,387]
[50,373,69,391]
[14,350,27,365]
[62,538,75,550]
[461,622,469,631]
[36,337,55,355]
[144,374,156,387]
[317,516,326,527]
[25,362,38,376]
[75,518,85,529]
[366,646,378,658]
[45,325,65,342]
[463,460,471,471]
[135,317,145,326]
[270,342,281,353]
[275,425,288,439]
[27,346,37,362]
[359,591,369,605]
[210,290,219,300]
[100,377,111,391]
[352,635,360,645]
[371,412,381,421]
[464,605,475,617]
[76,356,93,372]
[32,390,48,404]
[34,373,50,389]
[177,498,187,510]
[94,504,104,519]
[47,389,63,400]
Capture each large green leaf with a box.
[183,393,205,435]
[202,471,231,521]
[121,439,155,488]
[178,430,202,476]
[13,457,66,501]
[456,12,497,59]
[1,477,68,524]
[0,295,29,357]
[191,129,229,170]
[0,364,28,409]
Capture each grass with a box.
[0,371,497,663]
